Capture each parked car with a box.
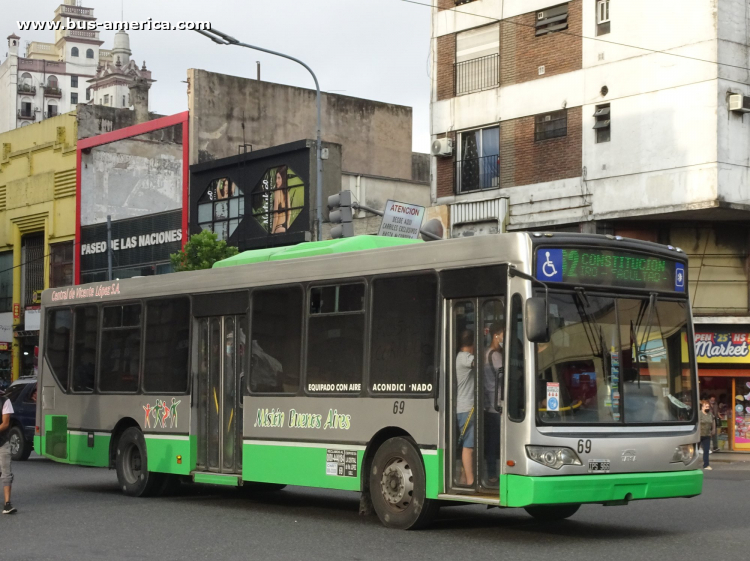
[1,376,37,461]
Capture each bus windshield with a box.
[535,291,695,425]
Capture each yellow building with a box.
[0,112,77,383]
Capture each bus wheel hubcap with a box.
[381,457,414,511]
[124,444,142,483]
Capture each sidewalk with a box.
[710,451,750,464]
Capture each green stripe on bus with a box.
[194,473,240,486]
[504,470,703,507]
[242,443,362,491]
[68,433,110,467]
[144,435,195,475]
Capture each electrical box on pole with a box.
[328,190,355,238]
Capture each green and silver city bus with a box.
[36,233,702,529]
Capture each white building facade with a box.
[0,0,152,134]
[431,0,750,450]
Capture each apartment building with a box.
[431,0,750,450]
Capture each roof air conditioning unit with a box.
[431,138,453,157]
[729,94,750,113]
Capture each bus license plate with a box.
[588,460,610,472]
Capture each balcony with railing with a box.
[454,53,499,96]
[454,154,500,194]
[58,4,94,18]
[17,109,36,121]
[44,86,63,98]
[17,83,36,95]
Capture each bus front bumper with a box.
[504,470,703,507]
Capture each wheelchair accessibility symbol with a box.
[542,252,558,278]
[536,249,563,282]
[675,265,685,292]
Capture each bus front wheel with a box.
[524,504,580,521]
[370,437,439,530]
[115,427,163,497]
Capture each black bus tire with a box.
[9,426,32,461]
[115,427,163,497]
[370,437,439,530]
[524,504,580,521]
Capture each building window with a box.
[46,102,58,118]
[85,88,90,101]
[86,48,94,59]
[71,75,78,88]
[70,92,78,104]
[71,47,79,57]
[535,4,569,36]
[456,126,499,193]
[103,94,109,105]
[122,95,126,107]
[597,0,611,36]
[594,104,611,143]
[47,75,58,89]
[198,177,245,241]
[20,100,32,118]
[0,252,12,313]
[22,233,44,306]
[534,109,568,141]
[455,23,500,95]
[50,242,74,288]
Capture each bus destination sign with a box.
[535,248,685,292]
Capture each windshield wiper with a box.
[635,293,657,389]
[573,287,602,358]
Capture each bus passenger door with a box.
[446,298,505,496]
[196,315,245,474]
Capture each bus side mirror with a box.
[526,296,550,343]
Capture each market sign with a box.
[683,332,750,364]
[378,200,425,240]
[535,248,685,292]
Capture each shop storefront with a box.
[692,329,750,452]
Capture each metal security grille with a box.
[455,54,500,96]
[23,233,44,306]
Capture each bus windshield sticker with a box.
[546,383,559,411]
[326,449,357,477]
[535,248,685,292]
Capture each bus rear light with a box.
[35,426,40,434]
[506,460,515,467]
[526,446,582,470]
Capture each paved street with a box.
[2,454,749,561]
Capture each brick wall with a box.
[500,0,582,86]
[501,106,582,188]
[437,34,456,102]
[435,131,456,198]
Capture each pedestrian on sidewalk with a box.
[699,400,715,471]
[0,392,17,514]
[709,396,721,452]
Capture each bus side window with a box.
[249,286,303,393]
[369,273,437,396]
[46,308,72,391]
[507,294,525,422]
[143,298,190,393]
[307,283,365,394]
[99,304,141,393]
[71,305,97,393]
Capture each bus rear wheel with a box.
[524,504,580,521]
[115,427,163,497]
[370,437,438,530]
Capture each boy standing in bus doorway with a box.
[0,392,17,514]
[456,330,476,487]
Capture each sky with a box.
[2,0,433,151]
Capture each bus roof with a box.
[212,236,423,269]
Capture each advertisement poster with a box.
[251,165,305,235]
[683,332,750,364]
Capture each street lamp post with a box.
[195,28,324,241]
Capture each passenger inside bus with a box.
[456,329,475,487]
[483,323,503,483]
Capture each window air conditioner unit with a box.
[729,94,750,113]
[431,138,454,157]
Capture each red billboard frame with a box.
[75,111,189,284]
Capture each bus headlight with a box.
[671,444,696,465]
[526,446,582,470]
